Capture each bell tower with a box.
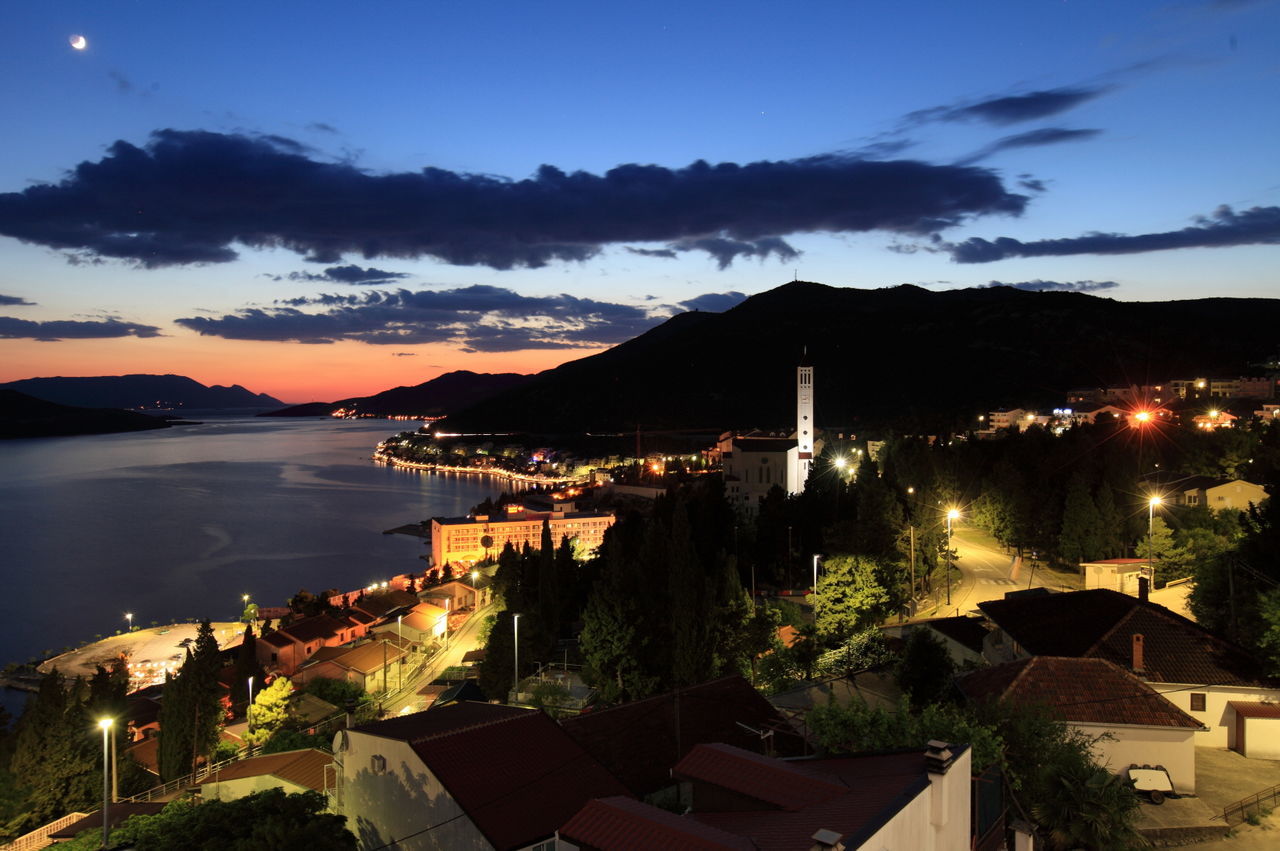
[796,358,814,490]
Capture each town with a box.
[5,361,1280,851]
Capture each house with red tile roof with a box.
[255,613,368,676]
[331,701,628,850]
[195,747,333,801]
[978,588,1280,752]
[369,601,448,649]
[292,636,409,693]
[558,741,972,851]
[559,676,807,800]
[958,656,1205,792]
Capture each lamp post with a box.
[247,675,255,726]
[97,718,112,849]
[124,612,132,632]
[512,614,521,701]
[471,570,480,609]
[946,509,960,606]
[397,615,404,690]
[1147,496,1163,585]
[812,554,820,599]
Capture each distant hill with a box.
[0,389,171,439]
[260,370,533,418]
[0,374,285,411]
[438,282,1280,434]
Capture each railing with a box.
[1222,782,1280,825]
[122,744,264,803]
[2,812,89,851]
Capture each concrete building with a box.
[1174,477,1267,511]
[429,501,614,568]
[1081,558,1148,595]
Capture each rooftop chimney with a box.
[809,828,845,851]
[1132,633,1145,674]
[924,740,955,774]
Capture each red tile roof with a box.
[404,705,629,850]
[683,746,942,851]
[958,657,1204,729]
[1231,701,1280,719]
[278,614,349,643]
[559,796,755,850]
[195,747,333,792]
[979,589,1274,687]
[351,700,527,739]
[674,743,847,811]
[560,676,807,798]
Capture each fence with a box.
[122,744,264,804]
[2,812,90,851]
[1223,782,1280,825]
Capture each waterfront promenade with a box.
[37,622,243,688]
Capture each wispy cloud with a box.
[909,86,1112,127]
[983,279,1119,292]
[955,128,1102,165]
[268,264,410,285]
[949,205,1280,262]
[0,316,161,341]
[0,294,35,306]
[0,129,1027,271]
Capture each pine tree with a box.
[1058,472,1103,565]
[9,670,100,826]
[245,677,293,746]
[157,621,225,780]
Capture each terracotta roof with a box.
[684,747,943,851]
[915,615,989,654]
[262,630,295,648]
[461,648,487,663]
[48,803,166,838]
[674,743,847,810]
[345,609,376,625]
[978,589,1274,687]
[353,589,420,619]
[1231,701,1280,719]
[279,614,349,644]
[351,700,527,739]
[195,748,332,792]
[561,676,806,798]
[559,796,755,850]
[958,657,1204,729]
[319,639,406,674]
[353,702,627,850]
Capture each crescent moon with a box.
[70,34,87,50]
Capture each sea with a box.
[0,416,499,716]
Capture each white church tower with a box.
[795,358,814,491]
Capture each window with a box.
[371,754,387,774]
[1190,693,1206,712]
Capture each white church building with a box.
[719,362,822,515]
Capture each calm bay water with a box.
[0,417,498,674]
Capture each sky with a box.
[1,1,1277,403]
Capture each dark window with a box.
[1190,693,1206,712]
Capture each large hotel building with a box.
[429,501,615,567]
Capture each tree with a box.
[1057,473,1102,565]
[232,624,266,709]
[56,788,355,851]
[1031,757,1145,850]
[245,677,293,746]
[157,621,224,780]
[894,628,956,707]
[303,677,366,710]
[7,670,99,828]
[813,555,892,641]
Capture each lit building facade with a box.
[429,502,614,567]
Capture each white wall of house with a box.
[333,731,491,850]
[858,747,972,851]
[1238,717,1280,760]
[200,774,310,801]
[1152,684,1280,749]
[1074,722,1197,793]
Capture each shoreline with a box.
[371,448,584,487]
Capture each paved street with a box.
[380,603,494,715]
[917,529,1081,619]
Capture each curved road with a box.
[918,531,1064,619]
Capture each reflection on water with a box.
[0,418,499,672]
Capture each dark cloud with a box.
[912,86,1111,126]
[950,204,1280,263]
[175,284,659,349]
[0,316,161,341]
[270,264,409,285]
[307,122,339,134]
[677,291,748,312]
[1018,177,1048,193]
[956,128,1102,165]
[983,279,1119,292]
[0,294,35,306]
[107,70,133,93]
[626,246,679,260]
[391,352,416,357]
[0,129,1027,271]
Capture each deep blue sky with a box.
[1,1,1277,400]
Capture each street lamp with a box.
[247,676,255,726]
[471,570,480,609]
[812,554,820,598]
[124,612,132,631]
[1147,496,1163,586]
[512,613,521,701]
[397,615,404,690]
[97,718,112,849]
[946,509,960,606]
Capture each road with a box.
[379,602,494,715]
[917,530,1075,619]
